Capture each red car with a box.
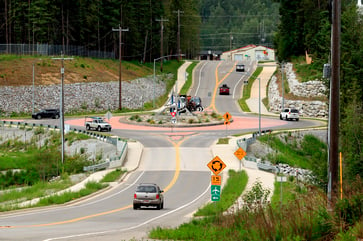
[219,84,230,95]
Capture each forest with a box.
[0,0,279,60]
[0,0,362,183]
[275,0,363,183]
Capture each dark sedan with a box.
[32,109,60,119]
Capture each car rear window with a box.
[137,185,156,193]
[291,109,299,113]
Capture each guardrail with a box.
[1,120,128,172]
[237,129,277,173]
[83,162,110,172]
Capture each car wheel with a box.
[156,203,161,210]
[280,115,283,120]
[133,204,138,210]
[86,125,90,130]
[161,202,164,209]
[296,118,299,121]
[97,126,102,132]
[36,115,41,119]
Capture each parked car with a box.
[236,64,245,72]
[280,108,299,121]
[219,84,230,95]
[133,183,164,210]
[32,109,60,119]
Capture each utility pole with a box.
[52,53,73,165]
[174,10,184,61]
[281,62,285,110]
[156,17,168,72]
[327,0,341,206]
[112,25,129,110]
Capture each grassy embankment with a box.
[149,133,363,240]
[0,126,126,211]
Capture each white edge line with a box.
[44,183,211,241]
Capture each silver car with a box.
[133,183,164,210]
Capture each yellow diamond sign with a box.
[207,156,227,175]
[234,147,246,160]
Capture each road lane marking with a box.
[162,136,188,192]
[1,137,188,229]
[43,182,211,241]
[208,62,236,113]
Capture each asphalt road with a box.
[0,60,325,241]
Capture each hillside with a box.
[0,55,153,87]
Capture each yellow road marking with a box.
[208,62,237,113]
[163,136,188,192]
[4,136,189,229]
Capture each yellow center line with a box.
[5,136,189,229]
[208,62,237,113]
[2,205,132,228]
[163,136,188,192]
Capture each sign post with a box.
[234,147,246,170]
[277,175,287,209]
[223,112,232,135]
[207,156,227,202]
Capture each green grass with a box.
[101,168,126,182]
[37,181,107,206]
[258,133,327,171]
[193,170,248,216]
[180,61,198,95]
[216,137,230,144]
[238,67,263,112]
[149,170,248,240]
[0,178,74,211]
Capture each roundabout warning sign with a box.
[207,156,227,175]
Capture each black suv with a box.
[32,109,60,119]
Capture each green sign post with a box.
[211,185,221,201]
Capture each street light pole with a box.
[153,54,185,108]
[153,58,157,108]
[52,54,73,165]
[258,77,261,136]
[32,63,35,114]
[281,62,285,110]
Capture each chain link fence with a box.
[0,44,115,59]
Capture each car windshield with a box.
[192,98,201,105]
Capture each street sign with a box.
[277,176,287,182]
[105,111,112,121]
[223,112,231,121]
[211,185,221,201]
[234,147,246,160]
[207,156,227,175]
[171,117,177,124]
[171,112,176,117]
[224,120,230,125]
[211,175,221,185]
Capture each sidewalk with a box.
[246,63,278,115]
[16,61,278,209]
[210,135,275,214]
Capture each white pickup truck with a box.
[84,117,112,132]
